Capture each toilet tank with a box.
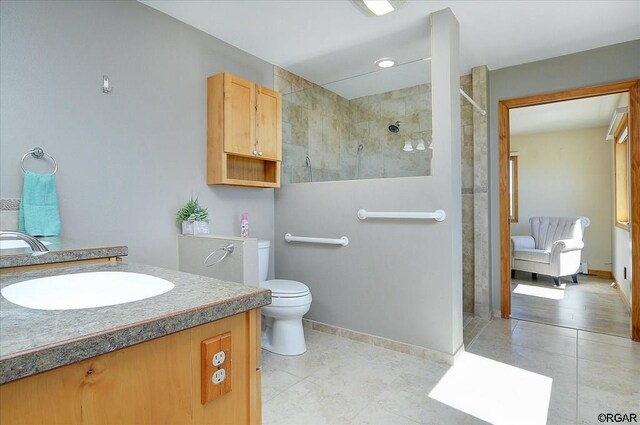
[258,240,270,282]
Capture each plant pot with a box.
[182,221,210,235]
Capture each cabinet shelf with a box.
[222,155,280,188]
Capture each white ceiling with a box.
[510,93,623,136]
[140,0,640,93]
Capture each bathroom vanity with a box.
[0,244,270,424]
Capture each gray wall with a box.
[488,40,640,310]
[274,177,460,353]
[274,9,463,356]
[0,1,275,271]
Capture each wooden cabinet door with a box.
[223,74,256,157]
[256,85,282,161]
[0,311,262,425]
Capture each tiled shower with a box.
[274,66,488,317]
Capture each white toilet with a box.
[258,240,312,356]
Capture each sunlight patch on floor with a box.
[513,283,565,300]
[429,352,552,425]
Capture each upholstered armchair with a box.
[511,216,590,287]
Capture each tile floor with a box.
[262,319,639,425]
[511,273,630,337]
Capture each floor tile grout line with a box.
[262,367,307,404]
[464,318,492,349]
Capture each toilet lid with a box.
[260,279,310,296]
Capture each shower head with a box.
[388,121,400,133]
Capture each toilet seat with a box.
[261,279,310,298]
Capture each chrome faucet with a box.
[0,230,49,256]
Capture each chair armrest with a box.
[511,236,535,251]
[551,239,584,253]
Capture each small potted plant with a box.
[176,196,210,235]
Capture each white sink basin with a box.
[1,272,175,310]
[0,240,52,250]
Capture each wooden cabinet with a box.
[0,309,262,425]
[207,72,282,188]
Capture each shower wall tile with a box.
[462,193,475,313]
[406,93,429,114]
[282,143,309,184]
[461,124,474,190]
[358,153,384,179]
[291,74,313,93]
[380,99,406,119]
[474,193,491,317]
[276,76,292,96]
[472,65,490,318]
[277,67,472,185]
[459,73,476,314]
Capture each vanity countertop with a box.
[0,262,270,384]
[0,236,128,268]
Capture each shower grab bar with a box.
[284,233,349,247]
[357,209,446,222]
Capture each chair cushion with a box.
[513,249,550,264]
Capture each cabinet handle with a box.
[253,150,258,156]
[258,151,263,156]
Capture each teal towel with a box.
[18,171,61,237]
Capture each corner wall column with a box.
[430,8,463,354]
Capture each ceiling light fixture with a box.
[375,58,395,68]
[362,0,395,16]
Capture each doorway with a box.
[499,79,640,341]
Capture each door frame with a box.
[499,79,640,341]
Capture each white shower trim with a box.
[302,318,459,365]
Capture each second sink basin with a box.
[1,271,175,310]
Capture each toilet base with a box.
[261,315,307,356]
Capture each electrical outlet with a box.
[213,351,225,366]
[212,368,226,384]
[201,332,232,404]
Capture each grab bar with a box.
[357,209,446,222]
[284,233,349,247]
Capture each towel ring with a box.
[21,147,58,175]
[203,243,235,267]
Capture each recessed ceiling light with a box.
[375,58,395,68]
[362,0,395,16]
